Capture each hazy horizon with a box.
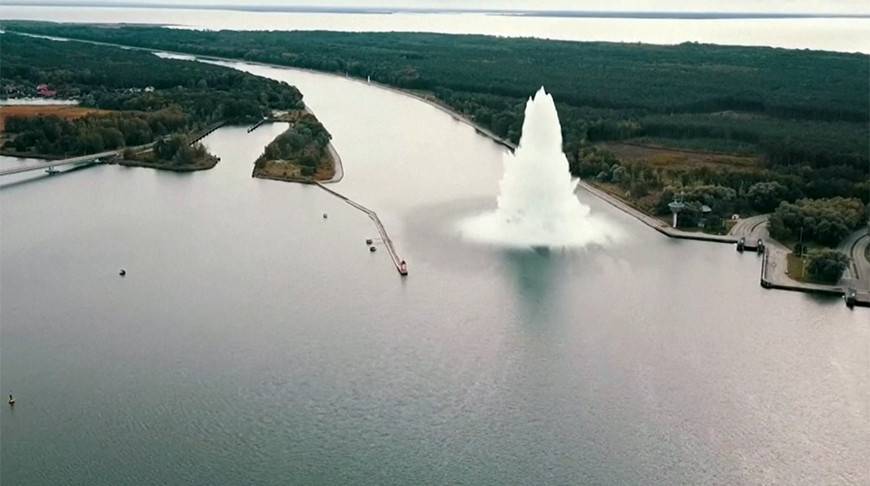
[5,0,870,15]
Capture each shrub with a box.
[805,249,850,283]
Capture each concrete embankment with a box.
[760,246,870,307]
[575,180,738,244]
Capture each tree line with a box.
[1,32,305,158]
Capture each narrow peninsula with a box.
[252,110,337,183]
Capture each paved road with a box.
[0,148,122,176]
[728,214,770,240]
[837,228,870,289]
[0,141,160,177]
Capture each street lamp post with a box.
[799,226,807,279]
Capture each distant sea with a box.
[1,5,868,53]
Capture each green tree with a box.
[746,181,790,212]
[155,135,186,160]
[805,249,849,283]
[769,197,865,246]
[77,131,104,153]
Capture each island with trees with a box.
[119,135,218,172]
[0,31,333,176]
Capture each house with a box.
[36,84,57,97]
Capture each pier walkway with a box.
[247,118,268,133]
[314,182,406,276]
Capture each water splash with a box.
[459,87,620,248]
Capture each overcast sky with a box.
[19,1,870,14]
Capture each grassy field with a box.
[0,105,111,131]
[598,141,761,172]
[786,253,806,282]
[253,158,335,182]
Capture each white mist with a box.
[460,87,620,248]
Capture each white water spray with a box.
[460,87,620,248]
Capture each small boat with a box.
[399,260,408,276]
[323,213,328,219]
[8,394,14,406]
[365,239,373,245]
[119,269,127,276]
[369,246,377,252]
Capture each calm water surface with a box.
[1,61,868,485]
[1,6,869,53]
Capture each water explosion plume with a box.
[460,87,620,248]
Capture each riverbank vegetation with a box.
[253,112,335,182]
[788,249,850,284]
[0,32,306,166]
[769,197,866,247]
[806,249,850,284]
[119,134,218,171]
[4,23,866,243]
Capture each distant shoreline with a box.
[2,3,869,20]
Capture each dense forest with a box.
[0,32,304,158]
[3,23,867,246]
[5,22,865,220]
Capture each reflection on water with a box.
[504,249,558,320]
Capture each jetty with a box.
[247,118,268,133]
[314,182,407,276]
[189,121,225,144]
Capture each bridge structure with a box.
[0,122,224,178]
[0,145,149,177]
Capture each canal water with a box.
[1,61,868,485]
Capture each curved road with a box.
[728,213,771,240]
[838,228,870,288]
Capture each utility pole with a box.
[799,226,806,279]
